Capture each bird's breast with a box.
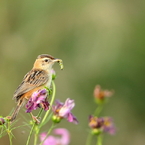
[45,72,52,88]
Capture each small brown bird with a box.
[11,54,63,121]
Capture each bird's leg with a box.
[30,112,40,124]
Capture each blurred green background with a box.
[0,0,145,144]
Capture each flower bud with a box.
[0,118,5,125]
[91,129,102,135]
[5,116,11,122]
[51,69,56,80]
[52,115,61,123]
[29,120,34,125]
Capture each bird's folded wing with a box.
[13,69,49,100]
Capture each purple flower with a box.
[26,89,49,113]
[89,116,115,135]
[89,116,104,129]
[52,98,78,124]
[40,128,70,145]
[102,117,116,135]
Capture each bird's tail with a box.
[10,99,24,122]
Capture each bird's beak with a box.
[53,58,64,70]
[53,58,61,63]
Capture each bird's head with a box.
[33,54,63,70]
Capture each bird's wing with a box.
[13,69,49,101]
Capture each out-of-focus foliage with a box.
[0,0,145,144]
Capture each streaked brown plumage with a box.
[11,54,61,121]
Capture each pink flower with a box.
[52,98,78,124]
[25,89,49,113]
[40,128,70,145]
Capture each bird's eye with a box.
[44,59,49,62]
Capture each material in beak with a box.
[53,58,64,70]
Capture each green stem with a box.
[94,104,104,116]
[26,123,36,145]
[0,125,4,137]
[8,131,12,145]
[26,109,43,145]
[8,122,13,145]
[41,81,56,125]
[37,108,43,118]
[34,125,40,145]
[3,123,12,145]
[34,109,43,145]
[86,133,92,145]
[39,123,55,145]
[97,134,103,145]
[34,133,38,145]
